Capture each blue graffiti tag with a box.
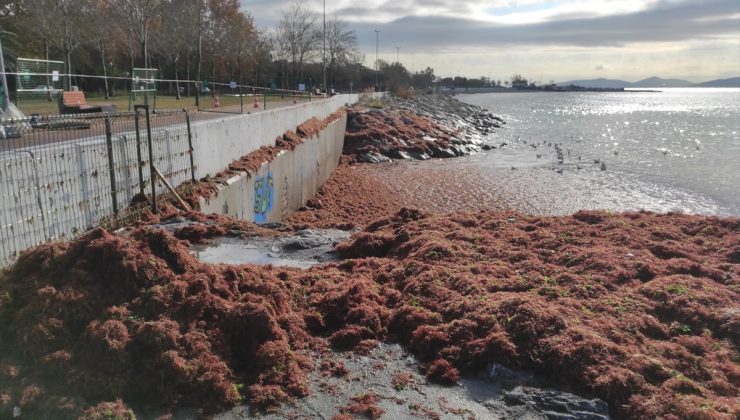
[253,173,274,223]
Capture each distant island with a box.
[439,75,739,94]
[559,76,740,89]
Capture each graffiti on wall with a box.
[253,173,274,223]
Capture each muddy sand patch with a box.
[214,343,609,420]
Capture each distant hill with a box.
[558,76,740,89]
[559,78,631,89]
[630,77,693,88]
[692,77,740,87]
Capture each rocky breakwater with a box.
[345,94,504,163]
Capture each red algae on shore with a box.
[0,226,312,417]
[336,392,385,419]
[284,157,405,230]
[330,208,739,418]
[344,106,459,161]
[0,208,738,418]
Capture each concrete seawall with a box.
[198,113,347,224]
[0,93,379,266]
[192,94,360,179]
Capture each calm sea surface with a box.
[457,89,740,216]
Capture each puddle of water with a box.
[191,241,319,268]
[190,229,352,268]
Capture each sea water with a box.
[457,88,740,216]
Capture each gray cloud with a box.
[347,0,739,52]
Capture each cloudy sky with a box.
[241,0,740,82]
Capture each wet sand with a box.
[345,148,727,218]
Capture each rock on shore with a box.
[344,94,504,163]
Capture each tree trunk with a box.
[64,21,72,89]
[100,40,110,99]
[44,40,52,101]
[174,57,181,100]
[211,51,215,98]
[298,52,305,87]
[66,48,72,91]
[196,32,202,106]
[235,48,241,89]
[186,50,191,97]
[141,22,148,68]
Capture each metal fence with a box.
[0,106,194,266]
[196,82,316,115]
[4,70,323,117]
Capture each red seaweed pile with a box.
[332,209,739,418]
[335,392,385,419]
[0,227,312,417]
[0,208,738,418]
[285,157,405,230]
[344,106,463,161]
[343,95,503,163]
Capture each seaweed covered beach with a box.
[0,95,738,419]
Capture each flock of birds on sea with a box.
[500,134,681,173]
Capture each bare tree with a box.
[274,25,289,90]
[115,0,164,68]
[20,0,58,96]
[278,1,319,88]
[153,0,192,99]
[325,17,358,87]
[21,0,84,89]
[83,0,115,98]
[207,0,252,90]
[251,28,273,87]
[224,10,255,85]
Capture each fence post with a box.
[195,81,200,110]
[133,111,145,196]
[135,104,157,213]
[239,80,244,114]
[104,117,118,216]
[184,108,196,183]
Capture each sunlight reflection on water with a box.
[455,89,740,216]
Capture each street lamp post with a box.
[322,0,326,96]
[374,29,380,90]
[0,37,9,111]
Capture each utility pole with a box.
[374,29,380,90]
[396,46,400,64]
[0,37,9,111]
[322,0,326,95]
